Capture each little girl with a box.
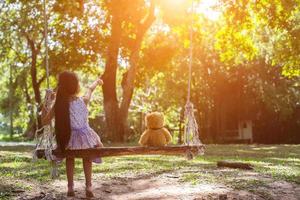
[42,71,103,198]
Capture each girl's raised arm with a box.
[83,77,103,105]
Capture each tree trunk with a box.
[23,81,36,139]
[119,46,140,139]
[102,12,123,142]
[102,1,155,142]
[27,38,42,130]
[9,64,13,138]
[31,52,42,129]
[118,2,155,140]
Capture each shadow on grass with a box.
[0,144,299,186]
[0,182,15,200]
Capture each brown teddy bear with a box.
[139,112,172,147]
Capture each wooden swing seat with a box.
[36,145,205,159]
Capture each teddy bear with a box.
[139,112,172,147]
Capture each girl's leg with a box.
[66,158,75,193]
[83,158,94,197]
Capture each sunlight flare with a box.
[197,0,221,21]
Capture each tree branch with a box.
[132,0,155,51]
[36,35,45,54]
[37,75,46,86]
[23,32,36,54]
[23,80,32,104]
[119,0,156,127]
[121,0,156,88]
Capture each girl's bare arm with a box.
[83,77,103,105]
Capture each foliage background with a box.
[0,0,299,143]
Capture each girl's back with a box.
[69,97,88,129]
[68,97,101,151]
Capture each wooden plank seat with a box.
[36,145,205,159]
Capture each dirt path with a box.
[6,171,300,200]
[1,144,299,200]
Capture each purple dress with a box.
[66,97,102,163]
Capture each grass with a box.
[0,144,299,199]
[0,133,28,142]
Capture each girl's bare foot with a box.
[67,185,75,197]
[67,191,75,197]
[86,186,94,198]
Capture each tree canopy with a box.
[0,0,299,143]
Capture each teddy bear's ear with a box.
[154,112,163,118]
[159,112,164,121]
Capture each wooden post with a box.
[178,107,184,144]
[9,64,13,139]
[140,112,144,133]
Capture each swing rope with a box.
[183,0,203,156]
[32,0,58,179]
[43,0,50,89]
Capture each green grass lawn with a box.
[0,133,28,142]
[0,144,299,199]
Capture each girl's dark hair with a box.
[54,71,79,151]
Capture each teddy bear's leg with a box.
[139,131,150,146]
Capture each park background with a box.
[0,0,299,144]
[0,0,300,199]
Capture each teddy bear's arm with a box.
[139,131,150,146]
[162,128,173,144]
